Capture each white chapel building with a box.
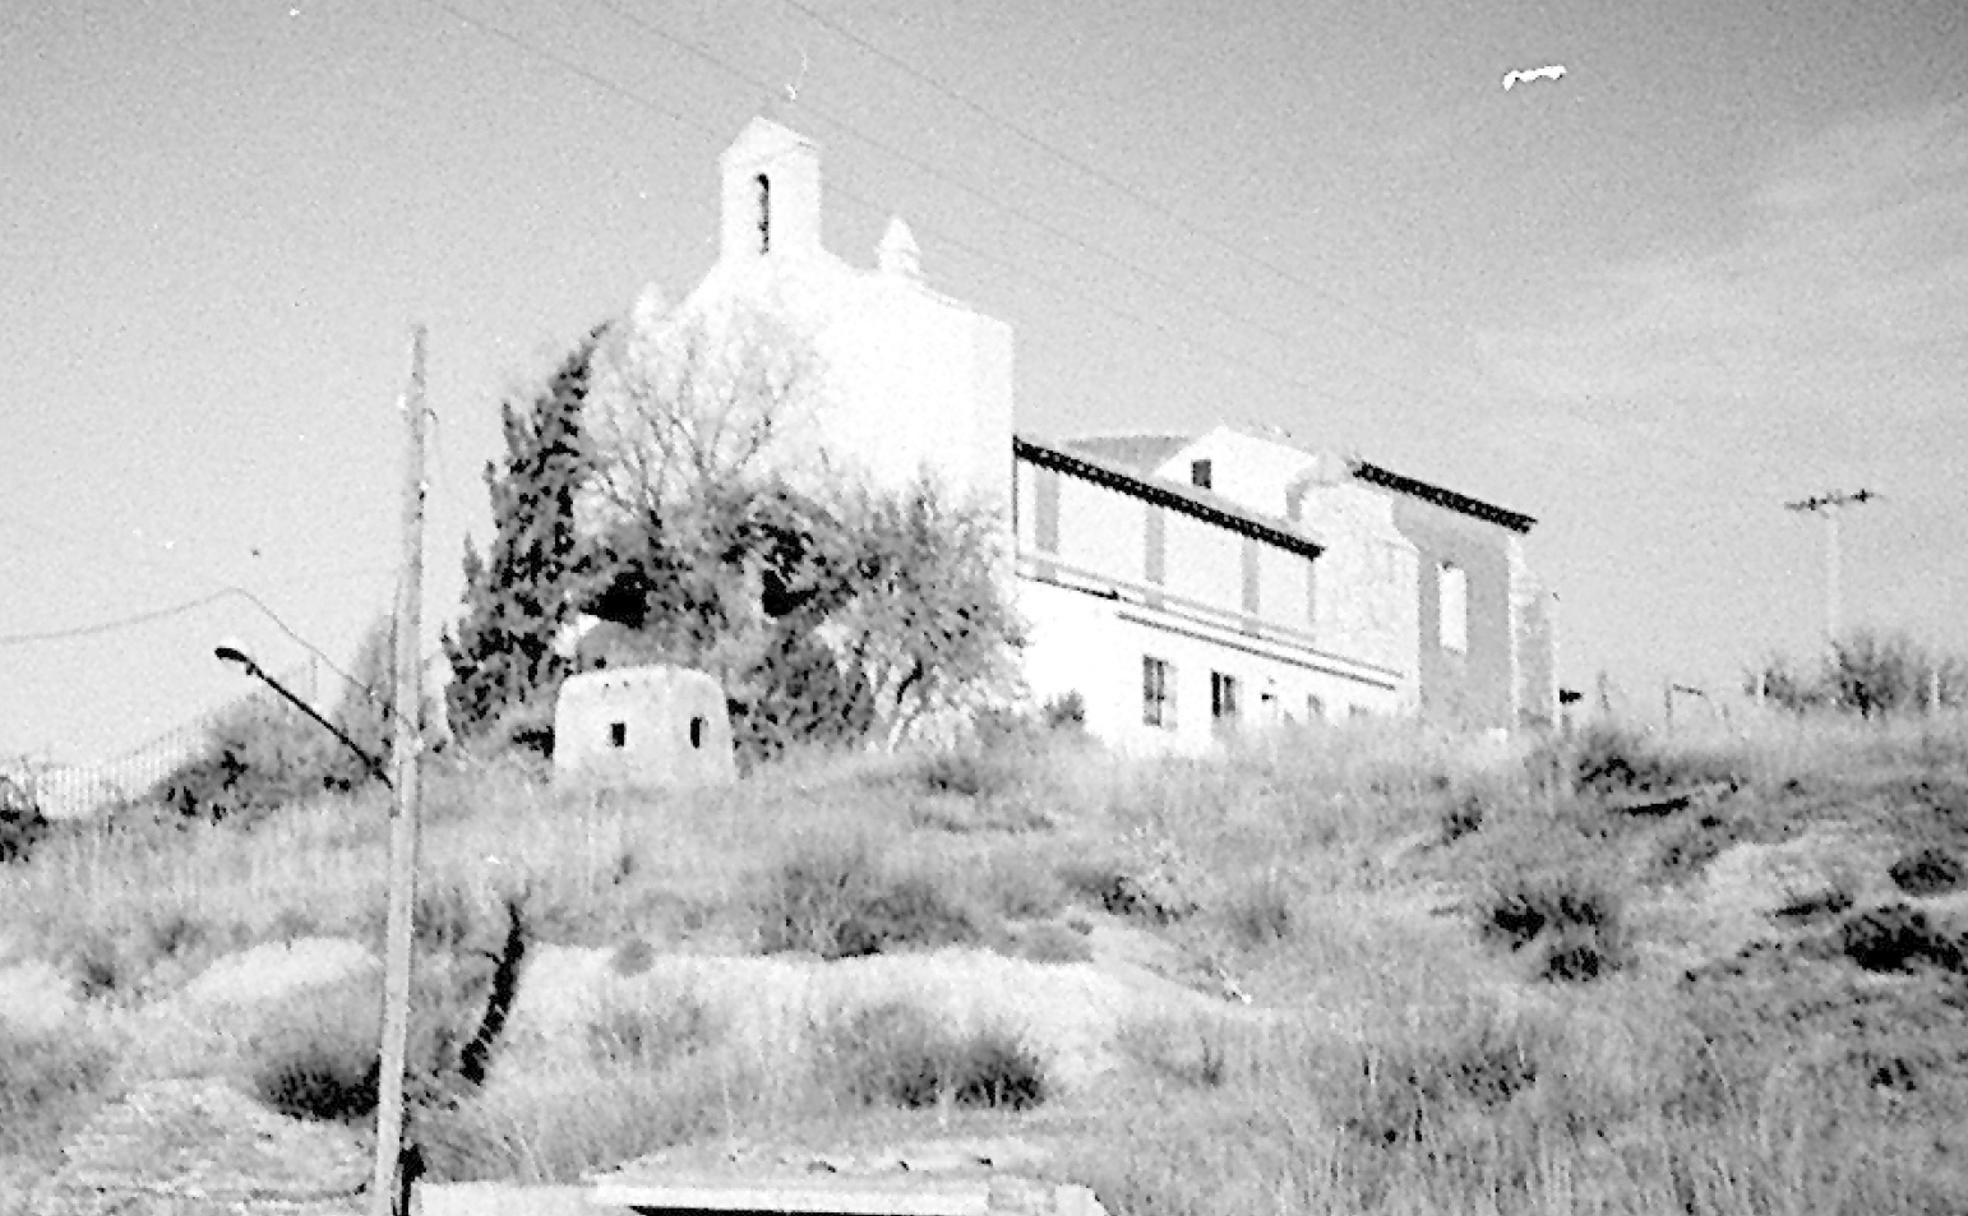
[594,115,1559,753]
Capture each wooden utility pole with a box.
[373,326,428,1216]
[1784,488,1877,648]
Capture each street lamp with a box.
[214,643,392,787]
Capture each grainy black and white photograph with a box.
[4,1,1967,1212]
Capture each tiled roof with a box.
[1052,425,1538,535]
[1014,435,1321,559]
[1351,461,1538,534]
[1054,433,1195,475]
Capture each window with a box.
[1190,459,1213,489]
[608,721,627,748]
[689,716,706,749]
[756,173,771,253]
[1439,560,1468,653]
[1142,656,1175,729]
[1211,671,1239,726]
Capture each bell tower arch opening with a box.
[718,118,822,263]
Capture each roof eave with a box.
[1015,434,1324,559]
[1350,461,1537,534]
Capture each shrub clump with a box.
[916,748,1025,800]
[0,1021,115,1156]
[1437,793,1485,845]
[1836,903,1964,973]
[1058,836,1201,926]
[1345,1012,1543,1146]
[1221,874,1295,948]
[254,1036,380,1123]
[1481,872,1628,982]
[1546,725,1735,798]
[70,931,130,1002]
[997,921,1095,965]
[756,838,978,960]
[0,771,50,864]
[1649,811,1748,883]
[1890,846,1966,897]
[248,903,527,1124]
[823,1002,1046,1112]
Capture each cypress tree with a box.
[443,328,603,746]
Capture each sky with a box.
[3,0,1965,766]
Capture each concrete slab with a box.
[416,1182,594,1216]
[589,1172,993,1215]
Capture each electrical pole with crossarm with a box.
[1784,488,1878,649]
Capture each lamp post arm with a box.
[246,664,393,789]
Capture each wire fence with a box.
[4,645,467,822]
[3,660,355,820]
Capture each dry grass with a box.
[6,714,1968,1211]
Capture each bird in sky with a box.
[1503,65,1567,91]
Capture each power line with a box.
[0,590,238,647]
[575,0,1469,411]
[412,1,1737,496]
[769,0,1438,351]
[415,0,1468,424]
[0,580,379,698]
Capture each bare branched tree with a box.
[571,288,1022,761]
[582,292,827,532]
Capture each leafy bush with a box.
[247,901,526,1124]
[946,1025,1048,1110]
[151,616,435,824]
[916,748,1023,800]
[1058,848,1200,926]
[832,875,975,959]
[823,1002,1046,1112]
[1649,810,1752,883]
[1837,903,1964,973]
[254,1033,380,1123]
[1890,846,1965,896]
[1481,871,1628,982]
[1748,629,1966,718]
[70,931,128,1001]
[1436,792,1485,845]
[1042,692,1087,734]
[755,837,979,960]
[0,1020,115,1155]
[1772,884,1854,922]
[1547,725,1735,798]
[0,771,49,864]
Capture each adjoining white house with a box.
[587,114,1557,753]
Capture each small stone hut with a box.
[552,665,736,789]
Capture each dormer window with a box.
[1190,459,1213,489]
[756,173,771,253]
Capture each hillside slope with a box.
[4,718,1967,1214]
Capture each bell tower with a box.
[718,117,823,263]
